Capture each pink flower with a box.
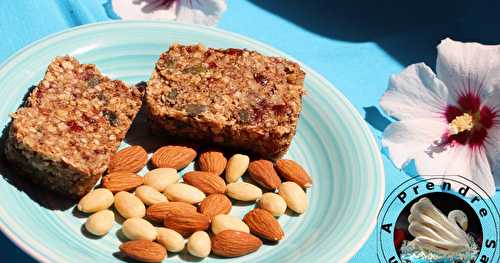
[380,38,500,196]
[112,0,227,26]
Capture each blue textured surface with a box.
[1,0,499,262]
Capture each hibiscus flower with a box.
[112,0,227,26]
[380,38,500,196]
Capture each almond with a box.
[278,181,308,214]
[225,154,249,183]
[146,201,197,223]
[183,171,226,194]
[164,183,206,204]
[108,145,148,173]
[119,240,166,263]
[226,182,262,201]
[198,150,227,176]
[275,159,312,188]
[163,209,210,237]
[248,160,281,190]
[102,172,143,193]
[211,230,262,257]
[198,194,232,219]
[151,145,197,170]
[243,208,284,241]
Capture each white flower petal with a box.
[415,145,495,196]
[436,38,500,104]
[176,0,227,26]
[111,0,226,25]
[112,0,177,20]
[382,118,448,169]
[380,63,448,120]
[484,125,500,188]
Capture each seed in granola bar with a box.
[165,58,176,68]
[103,110,119,126]
[239,110,251,123]
[97,93,108,102]
[284,67,294,74]
[182,64,206,74]
[186,104,208,116]
[167,89,178,100]
[87,75,101,88]
[254,73,268,86]
[66,120,83,132]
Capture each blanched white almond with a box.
[225,154,249,183]
[211,214,249,234]
[226,182,262,201]
[122,218,157,241]
[144,168,179,192]
[156,227,185,252]
[259,192,287,216]
[84,210,114,236]
[135,185,167,205]
[187,231,211,258]
[78,188,114,213]
[114,191,146,219]
[278,182,308,214]
[164,183,206,204]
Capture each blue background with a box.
[1,1,500,262]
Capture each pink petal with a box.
[380,63,448,121]
[436,38,500,105]
[382,118,448,169]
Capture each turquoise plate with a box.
[0,21,384,262]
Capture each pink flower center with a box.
[444,92,495,148]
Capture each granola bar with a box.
[5,56,144,197]
[146,44,305,159]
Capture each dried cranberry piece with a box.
[254,73,268,86]
[272,104,287,115]
[224,48,243,56]
[66,120,83,132]
[208,62,217,69]
[82,114,96,124]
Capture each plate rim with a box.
[0,20,385,263]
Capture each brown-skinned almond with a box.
[243,208,284,241]
[119,240,166,263]
[199,194,232,219]
[275,159,312,188]
[248,160,281,190]
[183,171,226,194]
[102,172,143,193]
[151,145,196,170]
[211,230,262,257]
[108,145,148,173]
[163,210,210,237]
[198,150,227,176]
[146,202,197,223]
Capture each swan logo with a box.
[377,175,500,263]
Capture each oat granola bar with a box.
[5,56,144,197]
[146,44,305,159]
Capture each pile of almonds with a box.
[77,145,312,262]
